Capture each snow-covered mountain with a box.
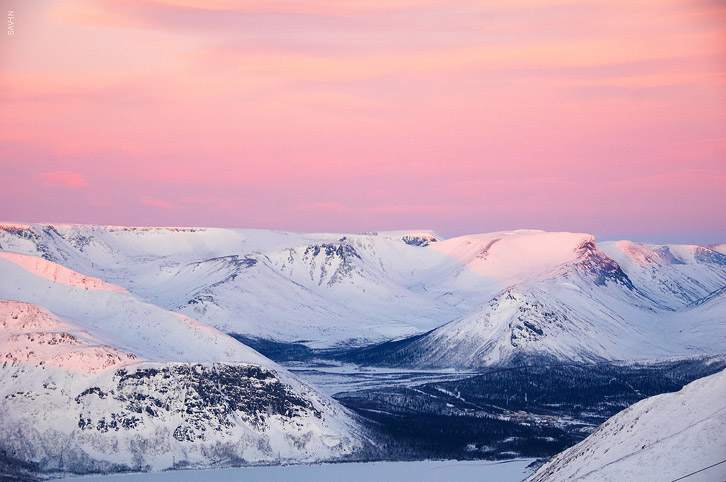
[527,368,726,482]
[1,224,724,366]
[341,233,726,367]
[0,223,724,475]
[0,224,473,346]
[599,240,726,308]
[0,250,364,473]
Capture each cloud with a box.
[56,0,450,24]
[613,169,726,192]
[38,171,88,188]
[180,196,236,210]
[364,204,462,215]
[294,202,348,213]
[140,196,173,208]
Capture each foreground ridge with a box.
[527,369,726,482]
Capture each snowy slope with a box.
[0,251,127,292]
[599,240,726,307]
[0,253,364,473]
[429,230,600,285]
[0,223,724,473]
[670,286,726,351]
[406,279,723,367]
[0,225,472,345]
[0,253,268,364]
[0,360,362,473]
[0,300,138,373]
[0,224,724,361]
[342,236,726,367]
[374,284,654,368]
[527,369,726,482]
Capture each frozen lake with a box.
[286,362,478,395]
[59,459,537,482]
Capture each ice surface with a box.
[57,458,537,482]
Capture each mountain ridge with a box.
[0,251,366,473]
[527,368,726,482]
[1,223,723,364]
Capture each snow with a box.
[0,360,364,471]
[365,235,726,368]
[0,224,723,364]
[599,240,726,308]
[57,458,537,482]
[287,364,477,396]
[0,252,127,292]
[0,222,32,230]
[0,223,724,476]
[0,224,470,346]
[430,230,595,283]
[610,240,663,267]
[528,369,726,482]
[0,254,366,472]
[0,300,140,373]
[0,257,268,365]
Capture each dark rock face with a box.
[574,240,634,288]
[652,246,686,265]
[75,364,320,440]
[691,246,726,265]
[0,226,58,263]
[401,235,438,247]
[304,243,361,261]
[301,243,363,286]
[187,255,258,272]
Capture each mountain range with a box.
[0,223,724,476]
[2,225,724,362]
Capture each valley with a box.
[0,223,724,480]
[259,349,726,462]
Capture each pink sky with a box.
[1,0,724,243]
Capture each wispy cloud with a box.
[140,196,173,208]
[294,202,349,213]
[38,171,88,188]
[180,196,236,210]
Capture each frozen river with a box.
[59,459,536,482]
[286,362,478,395]
[56,367,534,482]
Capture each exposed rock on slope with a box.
[1,224,724,363]
[340,235,726,367]
[0,254,365,474]
[1,360,359,473]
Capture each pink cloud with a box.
[53,0,452,24]
[364,204,463,215]
[0,0,723,244]
[294,202,349,213]
[140,196,173,208]
[38,171,88,188]
[180,196,236,210]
